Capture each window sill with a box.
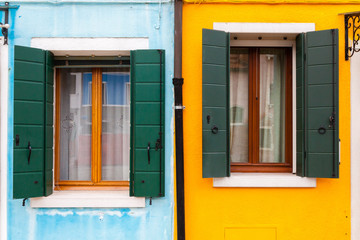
[30,191,145,208]
[213,173,316,188]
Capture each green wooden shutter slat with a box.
[295,33,305,175]
[130,49,165,197]
[296,29,339,178]
[44,51,54,196]
[13,46,54,199]
[202,29,230,178]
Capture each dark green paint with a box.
[308,65,334,85]
[44,51,54,197]
[203,45,227,65]
[13,149,43,172]
[130,49,165,197]
[135,103,161,125]
[14,102,44,125]
[133,65,163,83]
[203,131,227,152]
[13,173,44,199]
[202,65,227,85]
[307,153,337,177]
[13,45,54,199]
[134,149,162,172]
[135,84,162,102]
[202,29,228,47]
[202,29,230,178]
[296,33,306,177]
[14,126,44,148]
[202,85,227,107]
[134,126,164,148]
[14,62,45,82]
[14,81,44,101]
[133,172,164,197]
[296,29,339,178]
[308,85,333,107]
[202,108,227,130]
[202,153,228,178]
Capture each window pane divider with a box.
[92,68,102,184]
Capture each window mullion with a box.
[248,48,260,164]
[254,48,260,164]
[91,68,102,184]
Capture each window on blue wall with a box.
[56,64,131,190]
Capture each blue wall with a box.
[5,1,174,239]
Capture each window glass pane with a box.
[230,48,249,163]
[101,68,131,181]
[60,68,92,181]
[259,48,286,163]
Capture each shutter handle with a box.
[207,115,211,124]
[147,142,151,164]
[318,127,326,135]
[27,142,32,164]
[211,126,219,134]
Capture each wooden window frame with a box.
[54,68,129,190]
[231,47,293,173]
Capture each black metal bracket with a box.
[345,14,360,60]
[0,2,19,45]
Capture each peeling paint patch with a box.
[37,210,74,217]
[76,210,124,218]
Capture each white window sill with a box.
[30,191,145,208]
[213,173,316,188]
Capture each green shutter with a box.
[130,49,165,197]
[45,51,54,196]
[296,29,339,178]
[296,33,306,177]
[13,45,54,199]
[202,29,230,178]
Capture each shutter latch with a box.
[329,113,336,128]
[155,135,162,151]
[15,134,19,146]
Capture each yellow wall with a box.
[182,3,353,240]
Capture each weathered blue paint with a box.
[4,2,174,239]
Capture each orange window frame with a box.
[54,68,129,190]
[231,47,293,173]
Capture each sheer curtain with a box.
[259,49,286,163]
[60,69,92,181]
[230,49,249,163]
[101,69,130,181]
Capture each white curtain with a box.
[230,49,249,163]
[60,69,92,181]
[259,49,285,163]
[101,71,130,181]
[229,48,286,164]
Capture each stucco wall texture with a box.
[181,3,353,240]
[4,2,174,240]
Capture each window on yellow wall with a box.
[202,28,340,179]
[229,47,293,173]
